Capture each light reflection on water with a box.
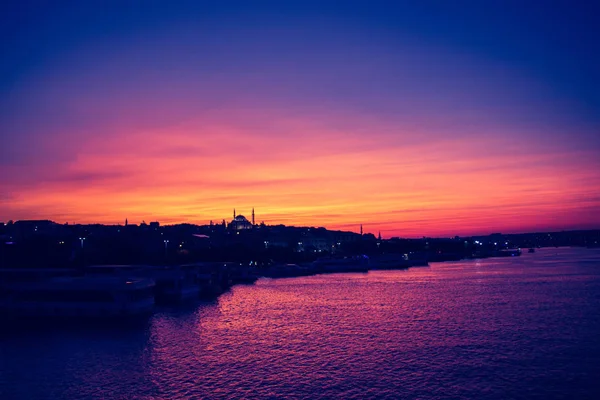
[1,247,600,399]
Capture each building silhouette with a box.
[229,208,255,231]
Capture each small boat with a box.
[312,256,370,273]
[151,266,201,304]
[496,249,522,257]
[369,253,427,270]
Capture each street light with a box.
[78,237,87,272]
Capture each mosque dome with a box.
[230,213,253,230]
[229,209,255,230]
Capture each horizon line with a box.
[3,218,599,240]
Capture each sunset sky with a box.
[1,1,599,237]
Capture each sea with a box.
[1,247,599,399]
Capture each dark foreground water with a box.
[1,247,600,399]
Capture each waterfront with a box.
[1,248,599,399]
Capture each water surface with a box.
[1,247,599,399]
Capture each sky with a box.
[1,0,599,237]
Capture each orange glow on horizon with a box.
[3,111,599,238]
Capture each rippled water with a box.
[2,247,600,399]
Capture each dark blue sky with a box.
[2,0,599,122]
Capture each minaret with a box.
[125,218,128,226]
[360,224,363,235]
[252,208,255,226]
[378,231,382,241]
[233,208,236,219]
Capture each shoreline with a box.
[0,250,539,323]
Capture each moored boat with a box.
[88,264,201,304]
[312,256,370,273]
[496,249,522,257]
[151,266,201,303]
[0,276,155,319]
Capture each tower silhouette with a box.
[252,208,255,226]
[233,208,236,219]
